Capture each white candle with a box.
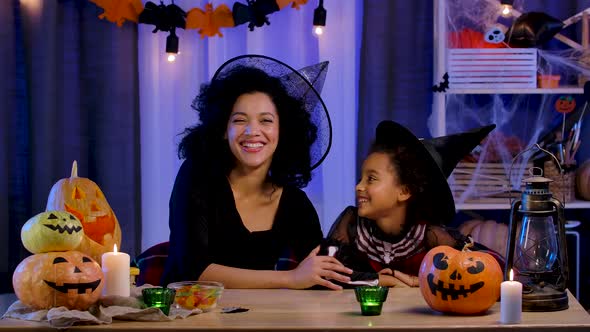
[101,244,130,297]
[500,269,522,324]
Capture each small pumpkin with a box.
[554,95,576,114]
[458,219,508,257]
[46,161,121,263]
[12,251,104,310]
[21,211,84,254]
[418,243,502,315]
[576,160,590,200]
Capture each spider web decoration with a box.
[436,0,590,204]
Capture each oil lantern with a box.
[505,153,569,311]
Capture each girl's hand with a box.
[378,268,419,287]
[289,246,352,290]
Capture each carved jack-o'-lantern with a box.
[46,161,121,263]
[12,251,104,310]
[554,95,576,114]
[418,244,502,315]
[21,211,84,254]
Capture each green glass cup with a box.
[142,287,176,315]
[354,286,389,316]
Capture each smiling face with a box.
[12,251,104,310]
[21,211,84,254]
[418,245,503,315]
[226,92,279,172]
[356,152,411,224]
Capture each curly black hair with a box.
[369,142,436,233]
[178,65,318,188]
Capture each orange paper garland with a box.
[89,0,308,38]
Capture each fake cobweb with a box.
[432,0,590,204]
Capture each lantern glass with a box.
[514,215,558,273]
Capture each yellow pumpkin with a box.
[12,251,104,310]
[418,244,502,315]
[46,161,121,263]
[21,211,84,254]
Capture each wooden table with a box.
[1,288,590,331]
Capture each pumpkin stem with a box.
[71,160,78,178]
[462,237,475,252]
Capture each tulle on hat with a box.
[212,54,332,170]
[374,121,496,225]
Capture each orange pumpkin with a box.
[418,244,502,315]
[46,161,121,263]
[12,251,104,310]
[554,95,576,114]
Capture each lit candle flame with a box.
[509,268,514,281]
[114,244,118,253]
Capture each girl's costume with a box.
[325,206,505,284]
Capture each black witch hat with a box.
[374,121,496,225]
[212,54,331,171]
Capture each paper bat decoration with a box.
[276,0,309,10]
[138,1,186,33]
[432,73,449,92]
[232,0,280,31]
[186,3,235,38]
[90,0,144,27]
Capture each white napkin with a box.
[1,285,202,328]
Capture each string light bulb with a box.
[500,0,514,17]
[312,0,326,37]
[166,28,179,62]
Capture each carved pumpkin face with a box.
[46,161,121,263]
[21,211,84,254]
[554,96,576,114]
[418,245,502,315]
[12,251,104,310]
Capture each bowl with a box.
[166,281,224,311]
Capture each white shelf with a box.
[433,0,590,214]
[457,200,590,210]
[446,87,583,94]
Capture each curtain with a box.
[357,0,434,170]
[139,0,363,249]
[0,0,141,293]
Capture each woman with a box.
[325,120,502,287]
[161,55,351,290]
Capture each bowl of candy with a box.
[166,281,224,311]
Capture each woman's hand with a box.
[289,246,352,290]
[378,268,419,287]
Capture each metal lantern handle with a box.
[507,143,564,205]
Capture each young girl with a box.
[325,120,500,287]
